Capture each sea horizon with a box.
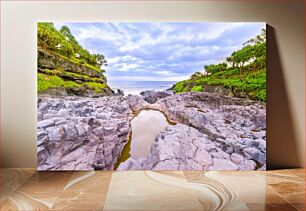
[108,80,177,95]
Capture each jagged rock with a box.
[140,90,172,104]
[258,163,266,170]
[243,147,260,160]
[118,92,266,170]
[38,91,266,171]
[37,96,133,170]
[37,119,54,129]
[56,109,70,117]
[117,158,143,170]
[120,124,240,170]
[230,153,244,164]
[117,89,124,96]
[46,126,65,141]
[237,159,257,170]
[154,92,266,168]
[125,95,149,112]
[209,158,238,170]
[37,146,48,166]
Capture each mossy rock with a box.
[38,48,104,78]
[38,73,113,97]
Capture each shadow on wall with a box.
[266,25,300,169]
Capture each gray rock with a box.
[258,151,266,163]
[37,96,134,170]
[37,146,48,165]
[46,126,65,141]
[237,159,257,170]
[210,158,238,170]
[258,139,266,150]
[230,153,244,164]
[117,89,124,96]
[63,123,78,141]
[37,119,54,129]
[117,158,142,170]
[243,147,259,160]
[140,90,171,104]
[37,135,48,147]
[258,163,266,170]
[37,129,47,139]
[195,148,213,166]
[37,91,266,171]
[54,117,66,126]
[56,109,70,117]
[75,123,90,137]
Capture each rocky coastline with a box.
[37,90,266,171]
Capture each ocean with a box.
[108,81,177,95]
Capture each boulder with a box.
[140,90,172,104]
[243,147,260,160]
[117,89,124,96]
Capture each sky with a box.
[54,22,265,82]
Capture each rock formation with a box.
[118,92,266,170]
[38,91,266,170]
[38,48,114,97]
[37,96,132,170]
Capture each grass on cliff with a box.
[40,68,104,83]
[64,71,105,83]
[38,73,106,93]
[58,53,105,73]
[85,82,107,93]
[38,73,80,92]
[173,68,266,101]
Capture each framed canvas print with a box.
[37,22,266,171]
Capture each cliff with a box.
[38,48,114,97]
[37,22,114,97]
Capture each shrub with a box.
[191,85,203,92]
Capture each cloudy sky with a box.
[54,22,265,82]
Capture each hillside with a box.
[37,23,113,97]
[173,29,266,101]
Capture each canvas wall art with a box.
[37,22,266,170]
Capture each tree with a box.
[231,45,254,74]
[59,26,80,53]
[38,23,108,71]
[93,54,107,68]
[190,72,203,80]
[204,63,227,74]
[37,23,75,57]
[244,28,266,46]
[226,55,235,68]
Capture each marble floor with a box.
[0,169,304,211]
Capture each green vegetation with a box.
[37,73,80,92]
[37,23,110,95]
[38,23,107,71]
[64,71,91,79]
[173,29,266,101]
[191,85,203,92]
[38,73,107,93]
[84,82,107,93]
[56,53,104,73]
